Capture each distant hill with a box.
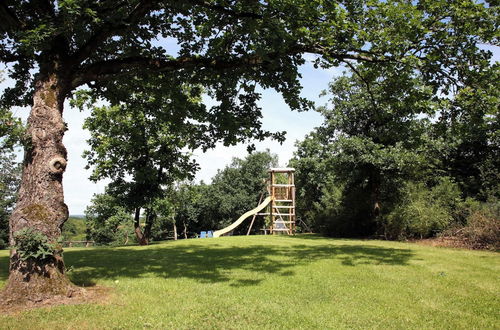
[69,215,86,219]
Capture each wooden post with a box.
[270,171,274,234]
[247,193,264,235]
[292,171,296,234]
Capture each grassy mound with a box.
[0,235,498,328]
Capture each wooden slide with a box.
[213,196,273,238]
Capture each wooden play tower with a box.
[214,167,296,237]
[258,168,296,235]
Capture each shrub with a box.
[314,183,378,237]
[381,179,460,240]
[442,198,500,250]
[13,228,59,261]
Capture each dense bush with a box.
[442,198,500,250]
[381,179,461,240]
[312,183,378,237]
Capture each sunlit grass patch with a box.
[0,235,498,329]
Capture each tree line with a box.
[83,151,277,245]
[290,65,499,248]
[82,63,499,248]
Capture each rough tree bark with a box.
[182,221,188,239]
[173,222,178,241]
[143,210,155,244]
[133,207,148,245]
[1,73,80,303]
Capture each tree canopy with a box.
[291,55,499,237]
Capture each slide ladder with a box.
[213,196,272,238]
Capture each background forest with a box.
[0,0,498,251]
[77,59,500,250]
[1,61,499,249]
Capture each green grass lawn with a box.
[0,235,498,329]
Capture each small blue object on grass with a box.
[200,231,207,238]
[207,231,213,238]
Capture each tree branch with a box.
[71,0,159,65]
[343,60,379,113]
[71,54,264,87]
[71,43,394,88]
[0,2,25,32]
[186,0,263,19]
[300,44,392,63]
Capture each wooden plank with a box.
[256,213,294,216]
[270,171,274,235]
[268,167,295,173]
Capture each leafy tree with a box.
[0,107,24,151]
[84,193,134,245]
[150,196,179,241]
[0,0,496,302]
[292,69,439,236]
[292,57,499,237]
[170,182,212,238]
[79,77,203,245]
[207,150,278,233]
[0,72,23,249]
[0,73,24,151]
[435,65,500,199]
[0,151,21,248]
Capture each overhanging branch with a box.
[71,54,266,87]
[71,44,394,88]
[0,2,25,32]
[71,0,160,64]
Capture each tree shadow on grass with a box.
[61,242,414,287]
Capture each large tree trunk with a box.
[133,207,148,245]
[173,221,178,241]
[183,220,188,239]
[143,208,155,243]
[1,74,79,304]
